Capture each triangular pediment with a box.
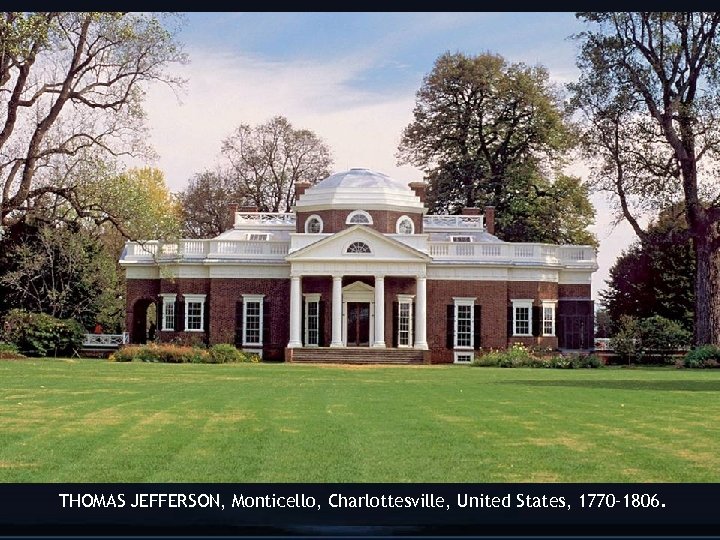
[286,225,430,262]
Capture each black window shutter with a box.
[262,299,271,347]
[301,299,306,346]
[235,301,243,346]
[392,302,399,348]
[203,297,210,344]
[507,306,513,337]
[446,305,454,349]
[318,301,325,347]
[176,299,185,332]
[474,305,482,350]
[532,305,541,336]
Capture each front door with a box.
[346,302,370,346]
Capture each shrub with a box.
[209,344,244,364]
[2,309,84,357]
[0,342,25,360]
[471,344,599,369]
[683,345,720,368]
[241,352,262,363]
[610,315,691,364]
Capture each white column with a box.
[373,275,386,348]
[330,275,343,347]
[287,276,302,348]
[414,276,428,350]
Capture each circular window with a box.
[305,215,323,233]
[346,210,373,225]
[396,215,414,234]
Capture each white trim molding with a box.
[242,294,265,347]
[304,214,324,233]
[159,293,177,332]
[511,299,533,337]
[542,300,557,337]
[346,209,373,225]
[184,294,206,332]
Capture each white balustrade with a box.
[423,215,484,229]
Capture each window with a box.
[305,215,323,233]
[512,299,533,336]
[396,216,414,235]
[304,294,320,346]
[346,241,371,254]
[454,298,475,349]
[451,236,472,242]
[542,301,557,336]
[248,233,269,241]
[397,295,414,347]
[160,294,176,331]
[346,210,373,225]
[184,294,206,332]
[242,294,264,346]
[454,352,473,364]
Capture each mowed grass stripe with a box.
[0,360,718,482]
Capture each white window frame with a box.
[304,293,321,347]
[184,294,206,332]
[344,241,372,255]
[247,233,269,241]
[346,209,373,225]
[242,294,265,346]
[397,294,414,348]
[396,215,415,235]
[451,235,472,242]
[453,297,476,351]
[454,352,474,364]
[160,293,176,331]
[512,299,533,337]
[304,214,324,233]
[542,301,557,337]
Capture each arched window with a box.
[346,210,373,225]
[346,241,371,254]
[396,215,415,234]
[305,215,323,233]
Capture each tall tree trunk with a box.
[693,233,720,346]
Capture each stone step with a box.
[290,348,425,365]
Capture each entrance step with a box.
[289,347,425,365]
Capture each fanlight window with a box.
[346,241,371,254]
[305,215,323,233]
[346,210,373,225]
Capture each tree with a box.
[396,51,594,245]
[178,169,251,238]
[0,223,123,331]
[0,12,185,232]
[571,12,720,345]
[221,116,333,213]
[601,205,695,333]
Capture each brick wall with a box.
[296,209,423,234]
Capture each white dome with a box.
[295,168,424,212]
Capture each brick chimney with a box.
[461,207,481,215]
[227,203,239,229]
[409,182,426,203]
[295,181,312,199]
[484,206,495,235]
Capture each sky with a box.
[141,12,638,300]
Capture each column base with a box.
[287,341,303,349]
[414,341,429,350]
[330,341,344,348]
[372,342,386,348]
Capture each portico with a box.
[285,225,430,352]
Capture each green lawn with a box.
[1,359,718,482]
